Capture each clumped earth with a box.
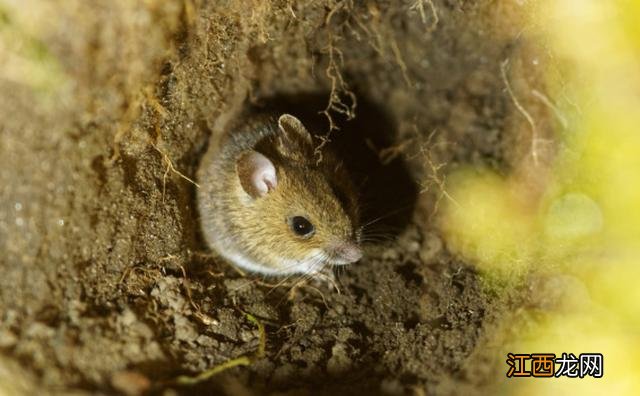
[0,1,552,394]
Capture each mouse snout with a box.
[332,241,363,264]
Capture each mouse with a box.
[196,112,363,277]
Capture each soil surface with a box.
[0,1,551,394]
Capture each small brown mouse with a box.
[197,112,362,277]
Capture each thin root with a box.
[316,35,357,164]
[415,128,460,215]
[409,0,439,34]
[531,88,568,129]
[500,59,541,166]
[152,143,200,203]
[390,36,412,87]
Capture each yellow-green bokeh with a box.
[439,0,640,393]
[0,1,67,96]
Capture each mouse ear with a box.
[277,114,313,146]
[236,151,277,199]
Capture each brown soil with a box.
[0,1,552,395]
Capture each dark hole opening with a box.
[260,92,419,244]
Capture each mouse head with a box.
[234,114,362,275]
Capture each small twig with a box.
[175,357,251,385]
[246,313,266,358]
[174,313,266,385]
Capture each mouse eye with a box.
[290,216,315,238]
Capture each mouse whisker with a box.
[362,223,405,234]
[264,250,327,296]
[229,277,260,293]
[360,204,414,228]
[360,231,397,238]
[264,264,312,295]
[264,274,297,296]
[359,236,396,244]
[359,232,396,241]
[275,258,325,307]
[360,225,404,241]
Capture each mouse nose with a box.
[334,242,363,264]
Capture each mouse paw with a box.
[310,266,340,292]
[285,266,341,303]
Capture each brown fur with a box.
[197,112,360,275]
